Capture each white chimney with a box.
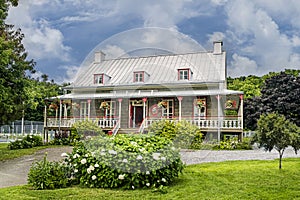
[213,41,223,54]
[94,51,106,63]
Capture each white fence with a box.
[0,121,44,142]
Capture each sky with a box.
[6,0,300,83]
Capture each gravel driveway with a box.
[0,146,299,188]
[0,146,73,188]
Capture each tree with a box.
[243,71,300,130]
[253,113,300,169]
[0,0,35,125]
[23,77,60,121]
[227,75,263,99]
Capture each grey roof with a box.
[72,51,226,88]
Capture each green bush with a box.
[69,120,105,145]
[28,154,71,189]
[8,135,43,150]
[215,137,253,150]
[237,137,253,150]
[148,120,203,149]
[65,134,185,189]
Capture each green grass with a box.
[0,143,59,161]
[1,158,300,199]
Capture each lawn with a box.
[0,158,300,200]
[0,143,59,161]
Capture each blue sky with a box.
[6,0,300,83]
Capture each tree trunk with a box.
[279,152,283,169]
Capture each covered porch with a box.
[44,89,244,141]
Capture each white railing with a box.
[138,119,146,133]
[144,118,242,129]
[111,121,120,136]
[46,118,118,129]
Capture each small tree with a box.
[253,113,300,169]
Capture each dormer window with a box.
[134,71,144,82]
[94,74,104,84]
[178,69,191,80]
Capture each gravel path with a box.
[0,146,300,188]
[180,146,300,165]
[0,146,73,188]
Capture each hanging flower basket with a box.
[196,99,206,108]
[225,100,237,109]
[158,101,167,108]
[100,101,110,110]
[49,103,58,110]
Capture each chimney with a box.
[94,51,106,63]
[213,41,223,54]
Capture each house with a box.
[44,41,244,141]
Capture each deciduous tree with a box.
[0,0,35,124]
[253,113,300,169]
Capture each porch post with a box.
[87,99,91,120]
[59,99,62,132]
[217,95,221,142]
[43,104,47,143]
[118,98,123,126]
[239,94,244,140]
[177,96,183,121]
[64,103,67,119]
[142,98,147,121]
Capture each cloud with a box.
[58,65,81,84]
[228,54,259,77]
[6,1,71,62]
[223,0,300,74]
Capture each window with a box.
[94,74,103,84]
[194,98,206,119]
[134,72,143,82]
[178,69,190,80]
[161,99,174,118]
[134,72,144,82]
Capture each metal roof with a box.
[72,51,226,88]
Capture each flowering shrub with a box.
[8,135,43,150]
[65,134,185,189]
[28,154,71,189]
[216,137,238,150]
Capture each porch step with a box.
[118,128,140,134]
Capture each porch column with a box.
[87,99,91,120]
[239,94,244,140]
[216,95,221,142]
[118,98,123,126]
[64,103,67,119]
[59,99,62,131]
[177,96,183,121]
[44,104,47,143]
[142,98,147,121]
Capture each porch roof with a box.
[52,89,243,100]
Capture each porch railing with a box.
[46,118,118,129]
[144,118,242,130]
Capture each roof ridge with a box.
[102,50,214,62]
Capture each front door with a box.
[129,100,145,128]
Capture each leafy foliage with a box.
[243,70,300,130]
[28,154,71,189]
[24,78,61,121]
[65,134,184,189]
[148,120,203,149]
[227,75,263,99]
[0,0,36,125]
[252,113,300,169]
[8,135,43,150]
[216,137,239,150]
